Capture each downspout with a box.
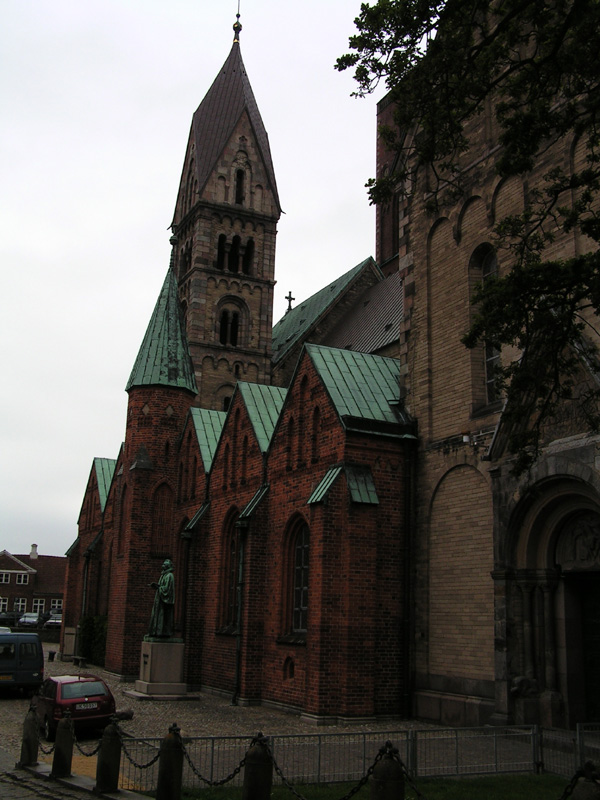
[231,520,248,705]
[403,434,418,717]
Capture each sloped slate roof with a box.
[325,271,403,353]
[126,267,198,394]
[190,408,227,472]
[272,258,380,365]
[305,343,414,433]
[190,41,280,212]
[94,458,116,513]
[237,382,288,452]
[308,464,379,505]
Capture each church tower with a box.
[171,17,281,411]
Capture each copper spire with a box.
[233,2,242,43]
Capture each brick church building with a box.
[64,18,600,727]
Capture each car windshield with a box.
[61,681,108,699]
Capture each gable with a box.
[190,407,227,472]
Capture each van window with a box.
[0,643,15,659]
[20,642,38,659]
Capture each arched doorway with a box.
[508,479,600,727]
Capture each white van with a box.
[0,632,44,693]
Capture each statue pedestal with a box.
[133,640,186,697]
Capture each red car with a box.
[34,674,116,741]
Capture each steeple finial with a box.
[233,1,242,43]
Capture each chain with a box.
[558,762,600,800]
[67,717,102,757]
[181,741,246,785]
[114,725,161,770]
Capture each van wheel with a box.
[43,716,55,742]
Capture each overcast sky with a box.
[0,1,381,557]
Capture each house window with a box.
[51,600,63,611]
[0,573,9,584]
[33,599,45,614]
[14,598,26,613]
[16,573,29,585]
[292,524,309,633]
[0,598,7,612]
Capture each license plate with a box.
[75,702,98,710]
[0,675,12,681]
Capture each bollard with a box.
[370,741,405,800]
[48,650,56,662]
[571,762,600,800]
[51,714,74,778]
[94,721,122,794]
[17,708,39,767]
[156,723,184,800]
[242,733,273,800]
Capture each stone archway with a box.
[555,512,600,724]
[507,483,600,728]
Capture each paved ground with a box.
[0,643,421,799]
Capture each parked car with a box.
[0,632,44,694]
[18,613,42,628]
[43,613,62,629]
[0,611,21,627]
[34,674,116,741]
[0,626,12,634]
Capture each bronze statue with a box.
[148,559,175,638]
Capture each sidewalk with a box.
[0,745,145,800]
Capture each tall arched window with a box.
[311,406,321,463]
[242,238,254,275]
[151,484,174,555]
[228,235,241,272]
[292,523,309,633]
[216,234,226,270]
[235,169,245,205]
[221,513,241,631]
[219,310,239,346]
[469,244,501,409]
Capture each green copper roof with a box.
[237,382,288,452]
[305,343,414,435]
[272,258,381,365]
[308,464,379,505]
[190,408,227,472]
[94,458,116,512]
[126,267,198,394]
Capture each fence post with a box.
[242,733,273,800]
[17,708,39,767]
[94,721,122,794]
[156,723,184,800]
[51,714,74,778]
[407,730,417,779]
[370,741,404,800]
[577,723,586,768]
[532,725,541,774]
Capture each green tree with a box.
[337,0,600,473]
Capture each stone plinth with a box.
[133,640,186,697]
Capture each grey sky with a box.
[0,1,379,556]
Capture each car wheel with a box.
[43,716,55,742]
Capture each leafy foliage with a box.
[337,0,600,472]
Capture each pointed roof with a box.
[189,41,280,212]
[272,258,382,365]
[126,266,198,394]
[237,382,288,452]
[190,407,227,472]
[93,457,116,512]
[305,343,415,437]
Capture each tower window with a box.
[242,238,254,275]
[217,234,226,270]
[219,310,239,346]
[235,169,245,205]
[229,235,240,272]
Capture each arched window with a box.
[286,417,295,471]
[221,513,241,631]
[118,484,129,555]
[151,484,174,555]
[292,523,309,633]
[228,235,240,272]
[297,377,308,466]
[219,310,239,346]
[242,238,254,275]
[469,244,500,409]
[217,234,226,270]
[311,406,321,462]
[235,169,245,205]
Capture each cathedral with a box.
[64,17,600,726]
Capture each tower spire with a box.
[233,2,242,43]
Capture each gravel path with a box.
[0,644,425,761]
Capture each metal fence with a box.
[117,723,600,793]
